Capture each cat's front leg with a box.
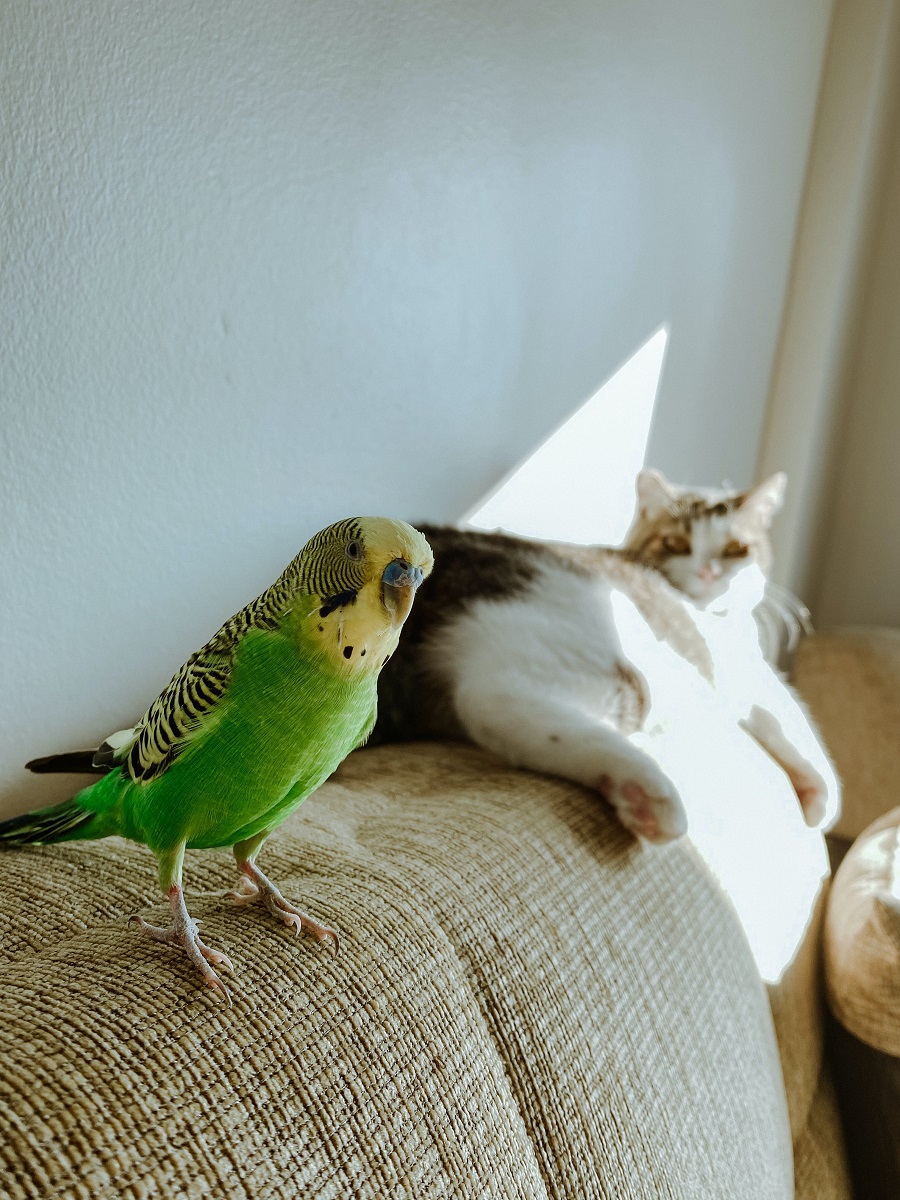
[596,756,687,844]
[454,684,687,843]
[739,698,841,829]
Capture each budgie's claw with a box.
[132,888,235,1004]
[231,861,339,955]
[205,975,233,1005]
[280,910,340,955]
[226,876,262,905]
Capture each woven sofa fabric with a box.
[793,627,900,841]
[792,1065,854,1200]
[0,743,793,1199]
[625,696,833,1145]
[764,885,828,1141]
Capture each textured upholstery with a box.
[794,627,900,1198]
[0,742,847,1198]
[631,698,834,1149]
[824,805,900,1198]
[793,1066,856,1200]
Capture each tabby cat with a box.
[370,469,840,843]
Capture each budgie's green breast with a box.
[84,623,377,852]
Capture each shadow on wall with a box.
[464,326,669,544]
[0,326,672,823]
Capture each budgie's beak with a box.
[381,559,425,626]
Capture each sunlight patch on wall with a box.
[465,325,669,545]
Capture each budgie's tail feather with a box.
[0,798,99,845]
[25,750,105,775]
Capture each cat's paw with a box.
[787,760,841,829]
[599,769,687,844]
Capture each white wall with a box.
[756,0,900,627]
[757,0,900,616]
[815,90,900,628]
[0,0,831,811]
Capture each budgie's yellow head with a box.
[294,516,433,671]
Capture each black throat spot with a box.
[319,589,358,619]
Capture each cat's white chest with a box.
[694,601,765,698]
[429,566,624,713]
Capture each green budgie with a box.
[1,517,433,1002]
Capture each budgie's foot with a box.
[228,862,339,953]
[132,884,234,1004]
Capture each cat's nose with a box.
[697,563,722,582]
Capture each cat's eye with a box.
[722,540,749,558]
[345,539,363,560]
[662,535,691,554]
[711,502,729,518]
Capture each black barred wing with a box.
[122,584,289,784]
[124,649,233,782]
[99,517,365,785]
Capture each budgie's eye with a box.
[723,540,749,558]
[345,539,363,561]
[663,535,690,555]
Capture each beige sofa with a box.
[0,633,864,1199]
[794,626,900,1199]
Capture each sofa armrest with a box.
[824,804,900,1199]
[0,743,798,1199]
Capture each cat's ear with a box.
[738,472,786,528]
[636,468,677,519]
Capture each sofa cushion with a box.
[823,805,900,1199]
[793,1064,854,1200]
[620,686,833,1144]
[0,743,795,1199]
